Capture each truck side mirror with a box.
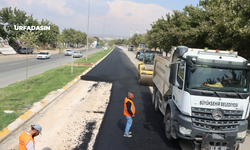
[186,59,197,73]
[169,63,178,86]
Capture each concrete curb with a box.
[0,47,115,144]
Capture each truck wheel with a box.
[154,91,160,112]
[165,109,176,141]
[152,86,157,104]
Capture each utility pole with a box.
[86,0,90,61]
[94,15,113,41]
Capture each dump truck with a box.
[152,46,250,150]
[138,50,162,85]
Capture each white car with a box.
[73,51,83,58]
[36,52,51,59]
[64,49,73,56]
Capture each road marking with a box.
[0,128,9,138]
[19,110,34,121]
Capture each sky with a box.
[0,0,200,38]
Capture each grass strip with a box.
[0,47,113,131]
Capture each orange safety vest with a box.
[19,131,35,150]
[124,97,136,116]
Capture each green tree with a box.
[57,34,66,73]
[38,19,59,49]
[108,40,115,47]
[93,36,100,42]
[0,7,28,43]
[62,28,77,47]
[17,30,39,89]
[76,30,87,47]
[88,37,95,46]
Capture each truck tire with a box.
[165,109,176,141]
[152,86,157,104]
[154,91,160,112]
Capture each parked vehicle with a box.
[64,49,73,56]
[96,42,101,48]
[137,50,162,85]
[128,45,134,51]
[136,44,145,51]
[36,52,51,59]
[19,47,33,54]
[152,46,250,150]
[136,49,146,59]
[73,51,82,58]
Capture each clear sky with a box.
[0,0,200,38]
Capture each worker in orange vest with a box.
[124,92,135,138]
[19,124,42,150]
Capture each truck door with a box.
[173,62,185,108]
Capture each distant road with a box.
[0,48,101,88]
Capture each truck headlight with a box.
[179,125,192,135]
[237,130,247,138]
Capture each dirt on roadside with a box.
[0,80,112,150]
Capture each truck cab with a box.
[152,46,250,150]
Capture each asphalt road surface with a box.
[81,47,182,150]
[0,48,100,88]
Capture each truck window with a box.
[177,63,185,87]
[187,65,249,93]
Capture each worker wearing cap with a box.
[19,124,42,150]
[124,92,136,138]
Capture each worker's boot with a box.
[123,134,132,138]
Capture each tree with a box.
[93,36,100,42]
[0,7,28,44]
[38,19,60,49]
[76,30,87,47]
[88,37,95,46]
[17,30,39,89]
[57,34,66,73]
[128,34,140,47]
[108,40,115,46]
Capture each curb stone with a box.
[0,47,114,144]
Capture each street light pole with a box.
[86,0,90,61]
[94,15,113,41]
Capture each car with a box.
[128,45,134,51]
[73,51,82,58]
[36,52,51,59]
[19,47,33,54]
[64,49,73,56]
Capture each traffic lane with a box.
[0,48,98,72]
[0,48,100,88]
[81,47,182,150]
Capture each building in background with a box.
[136,29,139,34]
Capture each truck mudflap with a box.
[200,133,236,150]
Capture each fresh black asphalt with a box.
[80,47,182,150]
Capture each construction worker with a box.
[19,124,42,150]
[124,92,135,138]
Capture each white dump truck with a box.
[152,46,250,150]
